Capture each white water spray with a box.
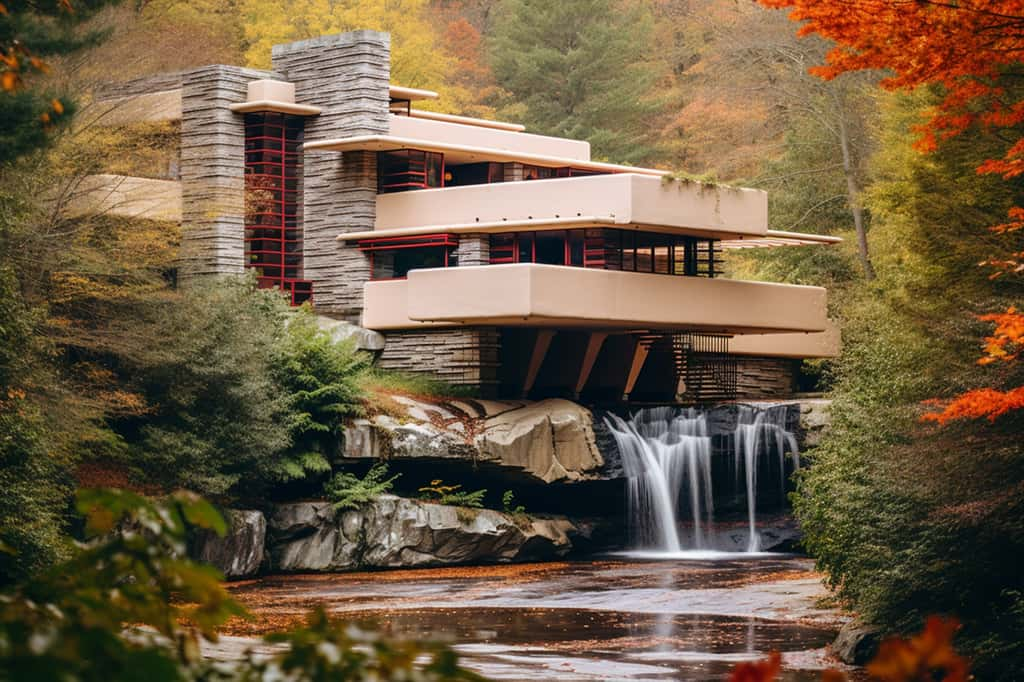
[606,405,799,554]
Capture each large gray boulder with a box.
[266,496,577,572]
[343,397,605,484]
[193,509,266,579]
[832,618,884,664]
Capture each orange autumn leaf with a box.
[922,387,1024,425]
[977,307,1024,365]
[754,0,1024,245]
[728,651,781,682]
[867,616,969,682]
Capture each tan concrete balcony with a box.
[68,174,182,221]
[387,113,590,161]
[731,319,841,358]
[362,263,829,336]
[372,173,768,240]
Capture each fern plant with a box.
[325,462,400,511]
[502,490,526,515]
[419,479,486,508]
[270,310,373,483]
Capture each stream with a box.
[212,555,860,681]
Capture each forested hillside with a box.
[1,0,1022,679]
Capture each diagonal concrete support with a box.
[522,329,556,398]
[573,332,608,398]
[623,340,651,401]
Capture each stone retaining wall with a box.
[377,327,501,393]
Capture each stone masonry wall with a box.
[272,31,391,320]
[456,233,490,266]
[179,65,278,281]
[733,355,799,399]
[377,328,501,394]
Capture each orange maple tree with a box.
[756,0,1024,423]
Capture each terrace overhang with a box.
[304,135,665,177]
[355,173,768,241]
[362,263,830,336]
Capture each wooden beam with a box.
[623,340,651,400]
[522,330,556,398]
[574,332,608,398]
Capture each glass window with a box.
[653,233,672,274]
[378,150,444,193]
[569,230,584,266]
[490,234,516,264]
[621,231,636,272]
[535,231,566,265]
[518,232,535,263]
[634,232,653,272]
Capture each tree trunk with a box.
[837,105,875,280]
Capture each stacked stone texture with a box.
[502,162,524,182]
[733,356,799,399]
[455,233,490,266]
[179,65,278,281]
[377,328,501,393]
[272,31,391,320]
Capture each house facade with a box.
[92,30,840,402]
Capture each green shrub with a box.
[419,480,486,508]
[117,277,292,498]
[270,310,372,482]
[325,462,400,511]
[0,268,72,584]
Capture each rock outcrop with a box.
[798,399,832,448]
[266,495,578,572]
[344,397,605,484]
[193,509,266,579]
[832,619,883,665]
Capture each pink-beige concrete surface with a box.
[374,173,767,239]
[362,263,829,335]
[730,320,841,359]
[389,113,590,160]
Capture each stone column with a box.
[272,31,391,320]
[455,233,490,266]
[178,65,278,281]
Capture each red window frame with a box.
[358,234,459,280]
[244,112,312,306]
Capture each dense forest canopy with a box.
[0,0,1022,679]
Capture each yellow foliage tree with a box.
[240,0,456,113]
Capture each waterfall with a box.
[605,404,800,554]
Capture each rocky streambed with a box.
[207,556,863,681]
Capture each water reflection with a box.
[227,557,850,681]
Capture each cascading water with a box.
[605,404,800,555]
[606,408,714,552]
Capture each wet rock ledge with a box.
[193,496,583,579]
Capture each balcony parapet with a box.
[369,173,767,240]
[362,263,829,336]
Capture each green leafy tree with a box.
[0,269,72,585]
[270,311,372,482]
[0,0,121,163]
[116,278,293,498]
[793,90,1024,678]
[488,0,667,164]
